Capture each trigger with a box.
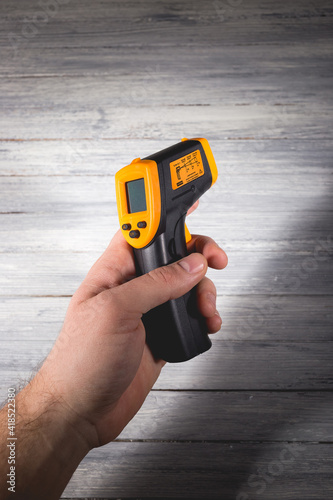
[185,223,192,244]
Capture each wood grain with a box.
[2,103,332,140]
[1,340,332,390]
[1,250,332,296]
[1,139,332,176]
[1,212,333,254]
[1,295,332,341]
[62,442,333,499]
[1,1,332,57]
[1,172,332,213]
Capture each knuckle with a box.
[90,288,120,317]
[90,289,134,332]
[206,277,217,295]
[148,265,175,288]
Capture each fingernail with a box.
[178,254,205,273]
[215,310,221,319]
[207,293,216,310]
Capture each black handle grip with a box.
[134,215,211,362]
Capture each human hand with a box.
[0,205,228,499]
[36,208,228,450]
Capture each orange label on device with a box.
[170,149,204,190]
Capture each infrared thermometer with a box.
[115,138,218,362]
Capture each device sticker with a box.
[170,149,204,190]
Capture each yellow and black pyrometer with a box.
[115,138,218,362]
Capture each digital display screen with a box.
[126,178,147,213]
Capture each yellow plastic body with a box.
[115,159,161,249]
[193,137,218,186]
[181,137,218,244]
[116,138,216,249]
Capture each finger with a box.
[196,276,217,318]
[187,234,228,269]
[74,230,136,303]
[187,199,199,216]
[206,311,222,334]
[196,277,222,333]
[109,253,208,315]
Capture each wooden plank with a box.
[216,295,333,342]
[1,173,332,214]
[1,61,332,107]
[1,0,332,58]
[1,341,332,390]
[117,391,333,442]
[157,341,333,390]
[1,249,332,296]
[1,295,332,342]
[1,139,332,177]
[2,39,332,80]
[2,0,331,29]
[62,442,333,499]
[1,386,331,442]
[0,297,69,341]
[2,102,332,140]
[1,211,333,254]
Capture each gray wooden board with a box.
[1,139,333,176]
[1,212,333,254]
[1,0,332,54]
[1,173,333,214]
[0,250,332,296]
[114,391,333,442]
[1,0,333,498]
[1,69,332,108]
[62,442,333,499]
[0,139,333,176]
[1,295,332,342]
[2,103,332,140]
[1,341,332,390]
[0,388,331,442]
[1,71,331,113]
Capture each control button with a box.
[137,221,147,228]
[129,230,140,239]
[122,223,131,230]
[131,157,141,164]
[181,137,189,142]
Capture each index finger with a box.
[187,234,228,269]
[187,199,199,215]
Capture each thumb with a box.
[113,253,208,315]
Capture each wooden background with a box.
[1,0,333,498]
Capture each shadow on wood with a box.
[83,177,333,498]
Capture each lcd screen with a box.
[126,178,147,213]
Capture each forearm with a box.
[0,370,94,500]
